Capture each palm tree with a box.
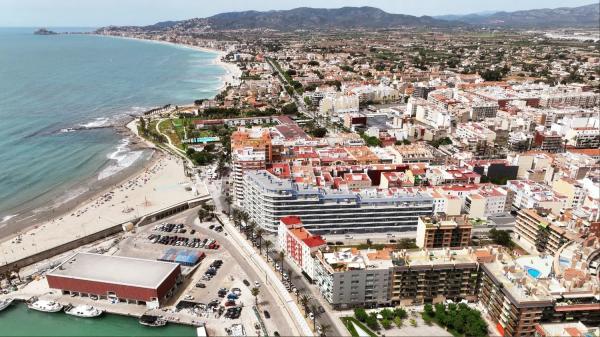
[255,228,264,253]
[251,287,260,306]
[299,294,311,316]
[264,240,273,261]
[246,222,256,240]
[295,288,305,301]
[310,305,322,330]
[318,323,332,337]
[278,250,285,280]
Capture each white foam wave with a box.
[1,214,17,223]
[98,138,144,180]
[53,186,88,205]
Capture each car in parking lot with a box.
[195,282,206,288]
[243,279,250,287]
[254,281,260,287]
[263,310,270,319]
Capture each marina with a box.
[0,303,195,336]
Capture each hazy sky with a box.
[0,0,595,27]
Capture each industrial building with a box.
[46,253,182,308]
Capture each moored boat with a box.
[139,314,167,327]
[64,304,104,318]
[27,299,63,313]
[0,298,14,312]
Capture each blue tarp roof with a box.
[159,248,203,266]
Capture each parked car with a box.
[263,310,271,319]
[243,279,250,287]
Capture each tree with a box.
[424,303,434,318]
[282,102,298,114]
[246,222,256,240]
[311,127,327,138]
[396,238,418,250]
[354,308,368,322]
[310,305,321,330]
[278,250,286,280]
[394,316,403,328]
[366,312,380,331]
[255,227,264,254]
[264,240,272,261]
[379,308,394,320]
[381,318,392,329]
[481,69,503,81]
[318,323,331,337]
[299,294,311,315]
[138,117,146,133]
[394,307,408,320]
[251,287,260,306]
[197,208,208,222]
[489,228,513,247]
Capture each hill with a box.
[437,3,599,28]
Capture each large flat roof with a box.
[48,253,179,289]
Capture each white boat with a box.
[28,299,63,313]
[64,304,104,318]
[0,298,14,312]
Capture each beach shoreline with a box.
[96,34,242,91]
[0,125,159,241]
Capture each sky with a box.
[0,0,595,27]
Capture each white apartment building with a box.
[506,180,568,215]
[242,170,434,233]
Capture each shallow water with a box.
[0,27,224,221]
[0,303,195,336]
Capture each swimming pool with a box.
[526,266,541,278]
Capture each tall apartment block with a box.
[416,215,472,249]
[242,170,434,233]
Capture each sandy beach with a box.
[0,150,205,265]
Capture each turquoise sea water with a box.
[0,303,195,336]
[0,28,224,222]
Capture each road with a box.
[265,241,348,337]
[206,175,342,336]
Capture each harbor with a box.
[0,302,195,336]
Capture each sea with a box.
[0,303,195,336]
[0,27,225,225]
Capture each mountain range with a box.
[100,3,600,32]
[436,3,599,27]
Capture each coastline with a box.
[97,34,242,91]
[0,34,235,263]
[0,125,158,240]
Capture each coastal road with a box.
[204,175,343,336]
[265,240,349,337]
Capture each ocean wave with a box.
[97,138,143,180]
[1,214,17,223]
[52,186,89,206]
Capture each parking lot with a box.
[114,211,294,336]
